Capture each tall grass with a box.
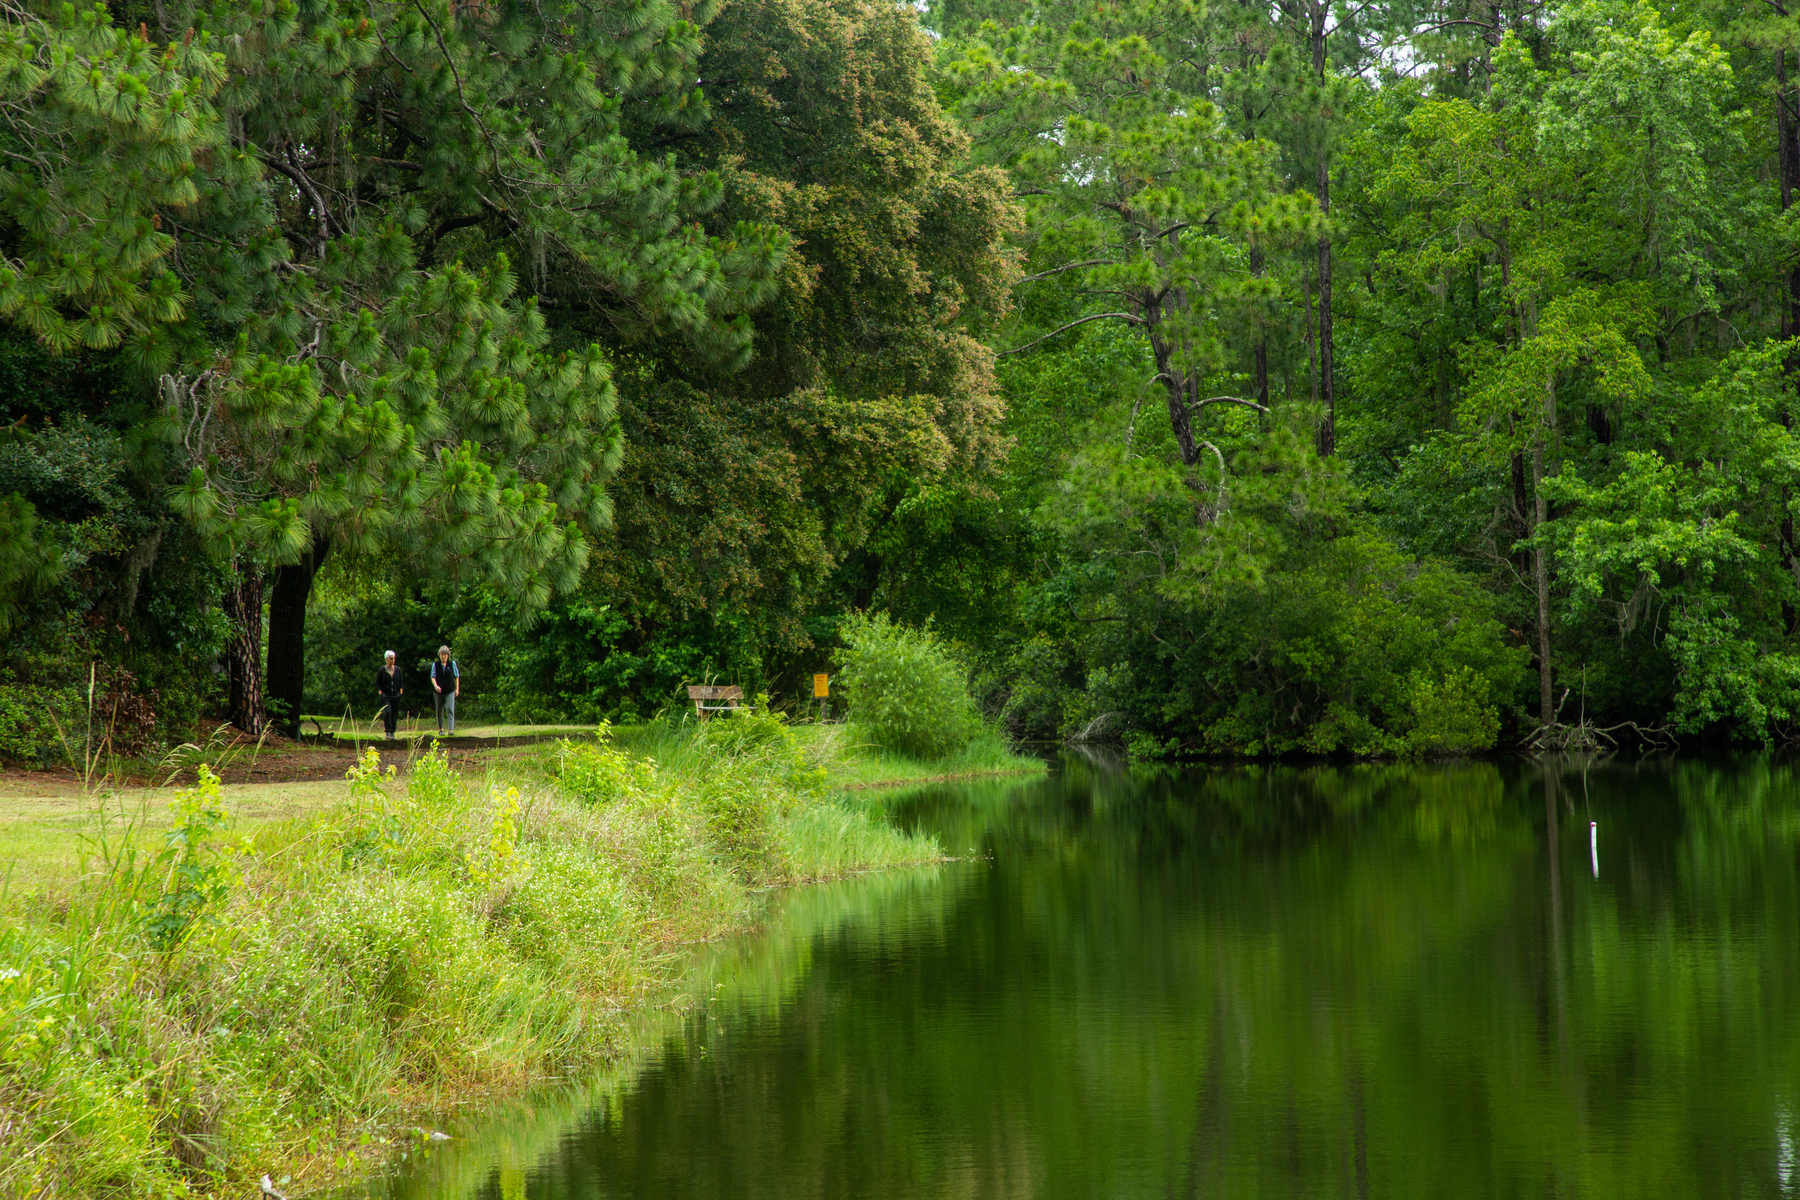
[0,708,940,1197]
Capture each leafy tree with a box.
[1351,0,1765,738]
[0,489,59,634]
[0,2,218,671]
[509,0,1019,704]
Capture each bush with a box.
[837,613,984,761]
[1402,666,1503,756]
[0,680,77,764]
[557,721,660,806]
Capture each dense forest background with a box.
[1,0,1796,757]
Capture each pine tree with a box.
[944,0,1320,484]
[43,0,790,733]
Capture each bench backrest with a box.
[686,685,744,701]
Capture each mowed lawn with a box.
[0,776,353,894]
[0,721,1044,897]
[303,714,601,741]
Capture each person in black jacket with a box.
[430,645,460,736]
[376,650,404,739]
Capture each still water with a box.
[379,755,1800,1199]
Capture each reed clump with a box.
[0,705,939,1197]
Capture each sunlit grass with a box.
[0,712,985,1196]
[610,719,1045,789]
[303,715,606,742]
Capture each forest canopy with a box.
[1,0,1797,757]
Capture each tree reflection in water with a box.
[378,754,1800,1200]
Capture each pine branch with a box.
[997,312,1145,357]
[1017,258,1117,284]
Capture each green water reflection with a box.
[382,755,1800,1199]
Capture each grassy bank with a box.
[0,711,1040,1197]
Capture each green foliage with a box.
[143,766,236,952]
[898,0,1800,753]
[571,0,1017,665]
[0,3,223,352]
[942,0,1320,469]
[468,785,525,888]
[117,0,793,599]
[838,613,984,761]
[694,697,819,786]
[0,412,227,753]
[8,0,1797,757]
[557,722,661,807]
[340,747,408,868]
[0,492,62,633]
[1402,667,1504,757]
[0,680,78,765]
[1178,526,1527,757]
[0,712,942,1195]
[693,761,790,883]
[407,743,461,808]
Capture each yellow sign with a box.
[813,673,829,698]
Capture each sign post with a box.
[813,673,829,722]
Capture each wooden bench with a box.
[686,684,744,719]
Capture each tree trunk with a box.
[266,534,330,739]
[1532,439,1553,728]
[1148,304,1203,468]
[1777,49,1800,634]
[1316,176,1334,456]
[1249,246,1270,413]
[1313,12,1335,457]
[1162,371,1201,468]
[1780,49,1800,349]
[223,564,266,735]
[1532,376,1559,729]
[1304,269,1317,401]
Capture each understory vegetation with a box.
[0,711,954,1197]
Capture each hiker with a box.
[431,644,460,736]
[376,650,404,739]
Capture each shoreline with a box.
[0,726,1044,1197]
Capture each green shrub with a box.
[408,742,462,806]
[340,747,410,868]
[556,721,659,806]
[837,614,984,761]
[0,680,76,764]
[696,698,826,794]
[143,766,238,952]
[1402,666,1502,756]
[492,843,637,965]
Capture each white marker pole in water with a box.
[1590,821,1599,879]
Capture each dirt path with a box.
[0,726,565,795]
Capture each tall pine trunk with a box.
[1250,245,1270,412]
[1777,50,1800,631]
[1532,439,1553,728]
[223,564,265,735]
[1782,49,1800,355]
[1312,13,1335,456]
[266,535,330,739]
[1532,378,1558,730]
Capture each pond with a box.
[371,754,1800,1199]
